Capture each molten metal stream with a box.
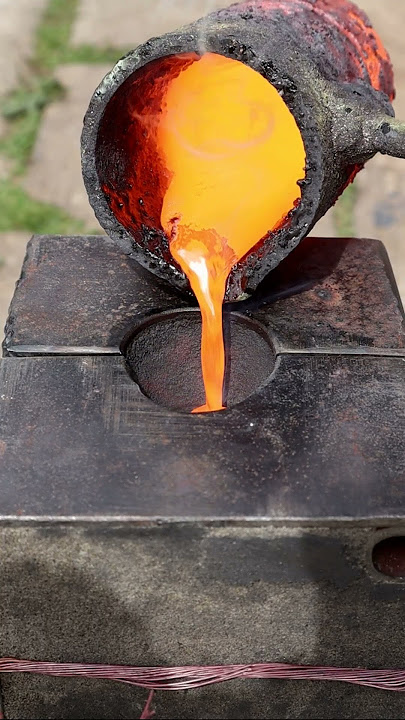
[157,54,305,412]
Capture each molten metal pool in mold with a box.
[120,309,278,414]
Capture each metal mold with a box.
[1,234,405,718]
[2,234,405,522]
[4,235,404,355]
[121,309,277,413]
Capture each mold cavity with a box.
[121,310,276,414]
[372,537,405,578]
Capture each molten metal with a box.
[157,53,305,411]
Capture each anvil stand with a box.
[0,234,405,720]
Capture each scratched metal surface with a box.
[0,353,404,520]
[2,234,190,355]
[4,235,405,355]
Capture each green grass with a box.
[61,45,130,65]
[0,180,88,234]
[333,183,358,237]
[35,0,80,70]
[0,0,128,231]
[0,78,64,175]
[1,78,63,121]
[0,110,42,175]
[0,0,127,178]
[35,0,129,70]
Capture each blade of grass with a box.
[333,182,358,237]
[0,0,130,230]
[0,180,88,234]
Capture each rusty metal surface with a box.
[0,352,404,521]
[2,235,403,522]
[3,234,190,354]
[248,236,405,350]
[4,235,405,354]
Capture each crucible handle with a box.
[365,115,405,159]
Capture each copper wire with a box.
[1,658,405,693]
